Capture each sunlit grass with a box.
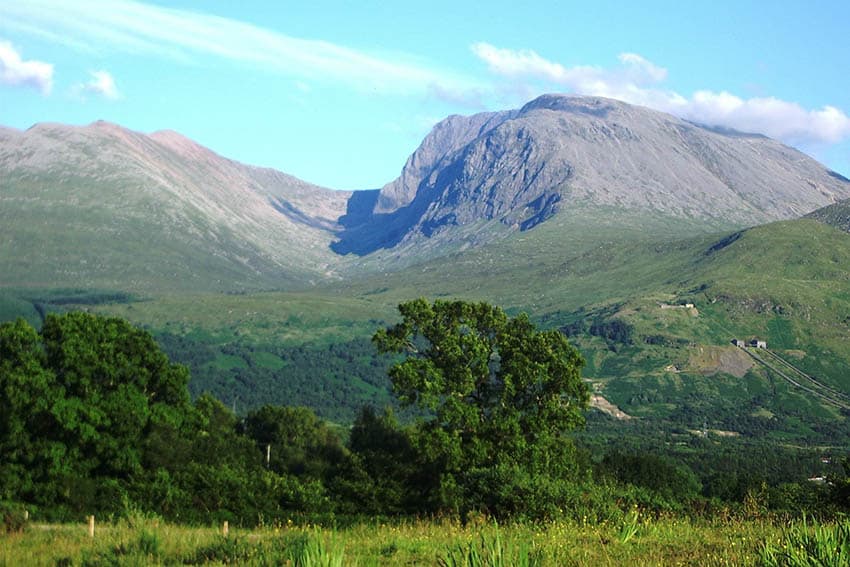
[4,514,830,566]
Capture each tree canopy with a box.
[373,298,590,516]
[0,313,193,509]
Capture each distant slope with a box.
[0,122,348,291]
[77,214,850,440]
[331,211,850,406]
[806,196,850,232]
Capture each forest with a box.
[2,302,850,532]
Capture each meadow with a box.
[2,512,824,566]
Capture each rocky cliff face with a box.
[340,95,850,255]
[806,193,850,232]
[373,109,518,214]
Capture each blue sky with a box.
[1,0,849,190]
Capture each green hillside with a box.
[3,213,847,445]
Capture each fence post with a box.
[88,515,95,538]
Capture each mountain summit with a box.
[332,95,850,256]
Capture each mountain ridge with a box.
[0,120,349,290]
[3,95,850,290]
[806,196,850,232]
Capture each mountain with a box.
[333,95,850,256]
[4,95,849,289]
[806,195,850,232]
[0,121,348,292]
[4,95,850,440]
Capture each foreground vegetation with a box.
[3,303,850,564]
[4,513,850,566]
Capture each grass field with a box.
[1,514,804,566]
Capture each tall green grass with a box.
[0,514,791,566]
[760,516,850,567]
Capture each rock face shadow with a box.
[330,189,409,256]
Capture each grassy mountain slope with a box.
[13,214,845,445]
[0,122,348,292]
[549,220,850,444]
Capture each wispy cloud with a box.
[73,70,120,100]
[2,0,475,97]
[0,40,53,94]
[471,42,850,146]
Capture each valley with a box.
[2,95,850,448]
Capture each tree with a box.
[243,405,345,479]
[0,313,193,514]
[339,406,429,514]
[372,298,589,516]
[40,312,192,480]
[0,319,57,501]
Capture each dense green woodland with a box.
[2,304,850,528]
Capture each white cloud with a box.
[471,42,573,82]
[0,40,53,94]
[77,70,120,100]
[3,0,476,97]
[617,52,667,84]
[471,43,850,146]
[675,92,850,145]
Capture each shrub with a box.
[184,535,257,565]
[280,530,348,567]
[0,501,29,534]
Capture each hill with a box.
[4,96,848,293]
[333,95,850,257]
[49,214,847,440]
[0,121,348,292]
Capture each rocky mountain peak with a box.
[518,93,625,116]
[334,95,850,257]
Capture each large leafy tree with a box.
[373,298,589,516]
[0,318,58,501]
[0,313,193,510]
[40,312,192,479]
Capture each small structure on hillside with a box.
[731,339,746,348]
[750,339,767,349]
[660,302,696,310]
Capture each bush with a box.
[184,536,257,565]
[280,531,348,567]
[0,501,28,533]
[80,530,164,567]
